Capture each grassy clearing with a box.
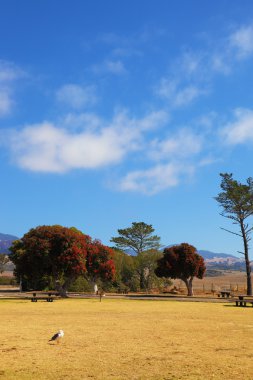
[0,299,253,379]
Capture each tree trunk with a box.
[54,277,74,298]
[183,277,194,296]
[55,282,68,297]
[140,270,146,290]
[240,220,252,295]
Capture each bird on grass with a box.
[49,330,64,344]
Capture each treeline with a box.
[7,222,206,296]
[69,248,170,293]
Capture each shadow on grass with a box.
[223,304,253,308]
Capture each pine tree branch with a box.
[220,227,242,237]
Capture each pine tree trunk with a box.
[240,220,252,295]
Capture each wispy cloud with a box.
[0,60,23,82]
[150,129,203,161]
[118,162,194,195]
[105,60,127,75]
[56,84,97,109]
[229,24,253,59]
[0,89,13,116]
[117,124,208,195]
[156,79,204,108]
[155,23,253,111]
[0,60,24,117]
[221,108,253,145]
[92,59,127,75]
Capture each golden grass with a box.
[173,271,251,294]
[0,298,253,379]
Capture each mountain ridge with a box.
[0,233,19,254]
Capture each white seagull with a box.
[49,329,64,344]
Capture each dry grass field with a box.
[0,298,253,380]
[173,271,250,295]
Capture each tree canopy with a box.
[215,173,253,295]
[9,225,115,296]
[110,222,161,255]
[155,243,206,296]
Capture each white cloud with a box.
[9,121,136,173]
[0,60,24,117]
[105,60,126,74]
[150,129,203,161]
[155,23,253,111]
[211,55,231,75]
[92,59,127,75]
[116,127,204,194]
[0,89,13,116]
[173,86,203,107]
[156,79,204,108]
[62,112,102,131]
[0,60,23,82]
[180,52,203,77]
[56,84,97,109]
[8,109,169,173]
[230,25,253,59]
[118,163,194,195]
[221,108,253,145]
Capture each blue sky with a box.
[1,0,253,256]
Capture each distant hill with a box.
[198,250,237,260]
[198,249,245,270]
[0,233,19,254]
[198,249,243,263]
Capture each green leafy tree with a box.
[215,173,253,295]
[111,249,136,291]
[111,222,161,289]
[155,243,206,296]
[134,249,163,291]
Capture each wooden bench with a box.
[229,295,253,307]
[30,292,59,302]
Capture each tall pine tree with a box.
[215,173,253,295]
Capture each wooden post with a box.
[99,290,104,302]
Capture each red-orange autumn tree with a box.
[155,243,206,296]
[9,225,115,296]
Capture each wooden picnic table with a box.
[229,295,253,307]
[29,291,59,302]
